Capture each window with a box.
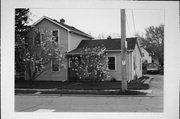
[52,59,60,71]
[108,57,116,70]
[69,57,74,68]
[52,30,59,43]
[34,32,41,45]
[40,33,45,42]
[133,55,136,70]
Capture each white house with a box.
[67,38,143,82]
[26,16,93,81]
[141,47,152,64]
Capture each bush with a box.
[110,77,117,82]
[70,46,109,82]
[133,74,138,80]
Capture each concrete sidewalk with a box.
[143,77,153,84]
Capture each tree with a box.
[70,46,109,82]
[136,24,164,67]
[24,28,65,81]
[97,33,106,39]
[15,8,31,72]
[15,9,66,81]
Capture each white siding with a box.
[133,44,142,79]
[69,33,91,51]
[141,48,152,63]
[105,52,132,81]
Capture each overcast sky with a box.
[29,8,164,38]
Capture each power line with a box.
[125,14,132,36]
[132,10,136,34]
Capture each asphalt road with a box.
[15,74,163,112]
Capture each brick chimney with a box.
[60,18,65,24]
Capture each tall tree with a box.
[136,24,164,67]
[15,8,31,72]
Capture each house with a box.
[66,37,143,82]
[26,16,93,81]
[141,47,152,64]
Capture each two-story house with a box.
[26,16,93,81]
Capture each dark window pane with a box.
[109,64,115,70]
[52,64,59,71]
[108,57,115,70]
[52,60,59,71]
[52,30,58,43]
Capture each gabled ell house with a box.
[26,16,142,82]
[67,38,143,81]
[26,16,93,81]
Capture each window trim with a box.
[51,29,60,44]
[107,56,116,71]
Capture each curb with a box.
[15,93,155,97]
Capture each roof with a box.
[67,37,138,55]
[31,16,93,39]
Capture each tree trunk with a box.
[25,61,34,81]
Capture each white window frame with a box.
[107,56,116,71]
[51,29,60,44]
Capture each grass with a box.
[15,76,150,95]
[15,76,150,90]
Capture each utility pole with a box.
[120,9,127,92]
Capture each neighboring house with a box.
[66,37,143,82]
[152,58,160,65]
[26,16,93,81]
[141,47,152,64]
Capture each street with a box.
[15,74,163,112]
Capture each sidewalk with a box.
[15,76,153,96]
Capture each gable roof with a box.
[31,16,93,39]
[67,37,140,55]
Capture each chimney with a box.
[107,36,112,40]
[60,18,65,24]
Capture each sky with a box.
[29,8,164,38]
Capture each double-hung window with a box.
[51,30,60,71]
[52,30,59,43]
[108,56,116,70]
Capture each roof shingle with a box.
[51,19,93,38]
[68,37,138,54]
